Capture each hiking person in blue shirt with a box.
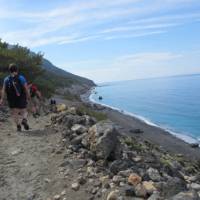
[0,63,30,131]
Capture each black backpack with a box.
[5,75,25,101]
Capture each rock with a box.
[67,107,77,115]
[107,190,119,200]
[133,156,142,162]
[70,159,87,169]
[61,190,66,196]
[155,177,186,198]
[147,168,161,182]
[129,128,143,134]
[100,175,110,188]
[190,143,199,148]
[190,183,200,191]
[128,173,142,186]
[147,192,162,200]
[71,182,80,191]
[170,190,199,200]
[71,133,87,145]
[112,175,124,185]
[53,195,61,200]
[56,104,67,112]
[87,121,122,160]
[118,169,133,177]
[81,115,97,126]
[110,160,133,175]
[124,185,135,196]
[134,183,147,198]
[142,181,157,195]
[91,187,99,195]
[58,114,86,128]
[71,124,87,135]
[77,175,87,185]
[11,149,22,156]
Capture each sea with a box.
[90,74,200,144]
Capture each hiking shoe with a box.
[22,118,29,130]
[17,124,21,132]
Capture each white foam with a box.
[89,90,199,145]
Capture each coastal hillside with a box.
[0,40,95,97]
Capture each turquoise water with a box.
[90,75,200,143]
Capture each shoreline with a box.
[89,91,199,145]
[81,87,200,161]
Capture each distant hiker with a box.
[50,98,57,112]
[0,63,30,131]
[28,83,42,118]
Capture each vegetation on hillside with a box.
[0,40,94,98]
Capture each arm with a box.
[24,83,31,101]
[36,90,42,100]
[0,84,5,105]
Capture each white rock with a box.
[54,195,61,200]
[71,182,80,191]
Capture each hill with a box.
[0,40,95,97]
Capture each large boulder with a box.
[86,121,122,160]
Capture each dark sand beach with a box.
[81,89,200,161]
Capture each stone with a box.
[190,143,199,148]
[133,156,142,162]
[134,183,147,198]
[124,185,135,196]
[11,149,21,156]
[87,121,122,160]
[53,195,61,200]
[129,128,143,134]
[128,173,142,186]
[71,124,87,135]
[61,190,66,196]
[71,133,87,145]
[143,181,157,195]
[147,168,161,182]
[110,160,133,175]
[113,175,124,185]
[67,107,77,115]
[107,190,119,200]
[170,190,199,200]
[77,175,87,185]
[118,169,133,177]
[71,182,80,191]
[190,183,200,191]
[147,192,162,200]
[156,177,186,197]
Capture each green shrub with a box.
[77,105,107,121]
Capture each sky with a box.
[0,0,200,83]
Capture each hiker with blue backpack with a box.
[0,63,30,131]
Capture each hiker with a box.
[28,83,42,118]
[0,63,30,131]
[50,98,57,112]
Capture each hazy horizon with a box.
[0,0,200,82]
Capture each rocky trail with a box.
[0,113,66,200]
[1,105,200,200]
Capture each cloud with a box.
[0,0,200,47]
[65,51,192,82]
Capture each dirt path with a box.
[0,114,68,200]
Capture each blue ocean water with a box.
[90,75,200,143]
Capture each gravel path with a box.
[0,115,66,200]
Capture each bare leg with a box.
[19,108,28,121]
[11,108,20,126]
[20,108,29,130]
